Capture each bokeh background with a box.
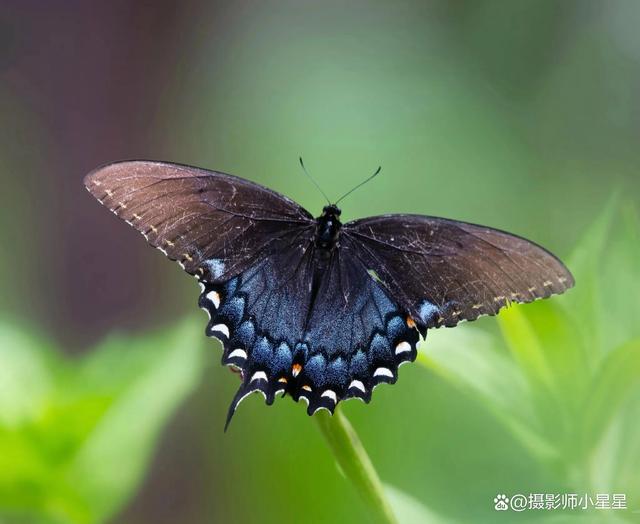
[1,1,639,523]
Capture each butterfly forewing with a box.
[84,161,314,281]
[343,214,574,329]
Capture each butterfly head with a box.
[321,204,341,218]
[316,205,342,250]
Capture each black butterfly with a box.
[84,160,574,429]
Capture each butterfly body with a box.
[314,204,342,251]
[84,160,574,428]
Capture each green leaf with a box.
[0,322,68,523]
[589,389,640,512]
[511,300,591,418]
[581,338,640,454]
[418,325,525,415]
[498,304,555,391]
[598,202,640,353]
[62,318,204,523]
[0,318,205,524]
[560,195,617,357]
[416,324,558,462]
[497,304,576,446]
[0,322,59,427]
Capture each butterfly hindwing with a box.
[342,214,574,330]
[196,245,420,428]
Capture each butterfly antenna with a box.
[335,166,382,205]
[299,157,331,205]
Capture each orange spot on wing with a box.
[406,316,416,329]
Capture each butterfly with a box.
[84,160,574,429]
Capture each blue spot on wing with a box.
[234,320,256,348]
[205,258,225,278]
[252,336,273,366]
[305,354,327,385]
[272,343,293,374]
[418,300,440,324]
[223,277,238,296]
[219,296,245,325]
[370,333,391,362]
[385,316,405,339]
[326,357,349,389]
[349,350,368,377]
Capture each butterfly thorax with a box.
[314,205,342,251]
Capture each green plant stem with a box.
[315,407,398,524]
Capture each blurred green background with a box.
[1,1,639,523]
